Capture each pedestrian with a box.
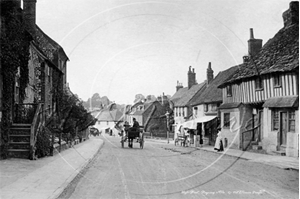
[214,128,224,152]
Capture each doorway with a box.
[280,112,287,149]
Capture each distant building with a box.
[170,66,206,141]
[94,106,124,136]
[190,63,239,146]
[127,100,168,138]
[171,67,206,124]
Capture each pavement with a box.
[0,136,104,199]
[0,136,298,199]
[146,137,299,171]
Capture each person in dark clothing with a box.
[128,118,140,148]
[132,118,140,130]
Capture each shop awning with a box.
[181,120,195,129]
[180,116,217,130]
[193,115,217,123]
[263,96,299,108]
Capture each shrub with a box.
[35,127,51,158]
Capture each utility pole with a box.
[165,111,169,144]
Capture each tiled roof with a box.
[34,25,69,69]
[263,95,299,108]
[171,82,206,107]
[96,109,124,122]
[218,102,242,109]
[220,24,299,87]
[131,100,158,115]
[190,66,240,106]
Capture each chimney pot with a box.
[248,28,262,58]
[283,1,299,27]
[250,28,254,39]
[207,62,214,85]
[176,81,183,91]
[23,0,37,35]
[188,66,196,89]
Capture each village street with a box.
[58,135,298,199]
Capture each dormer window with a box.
[226,85,232,97]
[274,74,282,87]
[255,77,263,90]
[138,105,143,111]
[204,104,208,112]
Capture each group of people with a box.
[176,125,224,151]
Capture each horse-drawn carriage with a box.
[120,125,144,149]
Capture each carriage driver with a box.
[131,118,140,131]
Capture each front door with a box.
[280,112,287,147]
[258,110,263,142]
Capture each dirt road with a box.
[58,135,298,199]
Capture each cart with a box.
[121,126,144,149]
[174,133,189,147]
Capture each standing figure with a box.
[128,118,139,148]
[214,128,224,152]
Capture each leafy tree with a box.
[58,90,96,142]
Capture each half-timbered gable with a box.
[222,72,298,104]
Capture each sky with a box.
[35,0,291,104]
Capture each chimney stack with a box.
[206,62,214,85]
[176,81,183,92]
[23,0,37,35]
[7,0,21,8]
[283,1,299,28]
[187,66,196,89]
[248,28,262,58]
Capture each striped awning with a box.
[263,96,299,108]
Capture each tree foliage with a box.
[1,2,31,158]
[59,90,96,141]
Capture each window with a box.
[274,74,281,87]
[272,109,279,131]
[223,113,230,128]
[211,104,217,111]
[255,78,263,90]
[288,111,295,132]
[204,104,208,112]
[226,85,232,97]
[194,107,198,116]
[14,76,20,104]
